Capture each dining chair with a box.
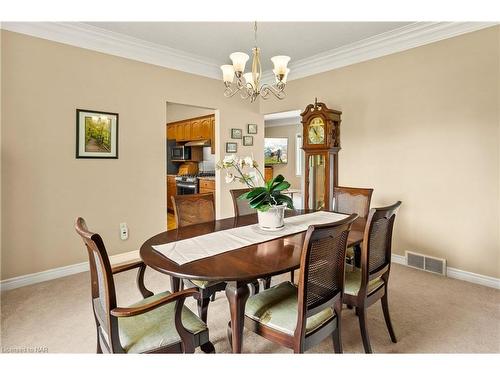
[74,217,215,354]
[333,186,374,268]
[171,193,228,323]
[342,201,402,353]
[230,188,277,290]
[243,213,358,353]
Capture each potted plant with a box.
[216,155,294,231]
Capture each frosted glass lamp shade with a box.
[230,52,250,73]
[220,65,235,83]
[271,55,291,75]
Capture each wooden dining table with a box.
[140,209,365,353]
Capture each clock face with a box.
[308,117,325,144]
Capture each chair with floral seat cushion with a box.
[171,193,227,323]
[333,186,374,267]
[342,201,402,353]
[243,213,358,353]
[75,217,215,354]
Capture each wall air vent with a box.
[405,251,447,276]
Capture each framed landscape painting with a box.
[76,109,118,159]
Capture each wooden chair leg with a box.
[290,270,295,284]
[357,307,372,353]
[210,292,216,302]
[250,280,260,295]
[381,291,397,343]
[333,301,343,353]
[200,341,216,354]
[197,296,210,323]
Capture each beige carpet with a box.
[1,263,499,353]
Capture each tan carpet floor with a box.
[1,263,499,353]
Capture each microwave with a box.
[171,145,191,161]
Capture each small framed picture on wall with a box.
[243,136,253,146]
[231,128,243,139]
[76,109,119,159]
[247,123,258,134]
[226,142,238,153]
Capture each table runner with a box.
[153,211,348,265]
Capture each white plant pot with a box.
[257,204,287,231]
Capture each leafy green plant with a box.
[216,155,294,212]
[238,174,293,211]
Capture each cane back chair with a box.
[243,213,358,353]
[342,201,402,353]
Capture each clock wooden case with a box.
[301,99,342,211]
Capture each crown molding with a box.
[262,22,497,82]
[1,22,222,79]
[2,22,497,84]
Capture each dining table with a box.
[140,209,365,353]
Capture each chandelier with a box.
[220,22,291,103]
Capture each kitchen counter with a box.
[197,176,215,181]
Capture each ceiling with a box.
[85,22,412,71]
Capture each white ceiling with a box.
[85,22,412,70]
[3,22,494,81]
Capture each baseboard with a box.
[0,250,140,292]
[2,250,498,292]
[391,254,500,289]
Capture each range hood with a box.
[185,139,211,147]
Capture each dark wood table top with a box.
[140,209,365,282]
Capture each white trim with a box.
[0,250,140,292]
[391,254,500,289]
[1,22,497,83]
[263,22,497,82]
[0,22,221,79]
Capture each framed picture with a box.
[226,142,238,153]
[247,123,258,134]
[243,136,253,146]
[265,137,288,165]
[231,128,243,139]
[76,109,118,159]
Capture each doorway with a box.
[263,110,304,209]
[166,102,217,230]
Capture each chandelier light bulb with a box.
[274,68,290,84]
[271,56,291,75]
[230,52,250,73]
[243,72,256,90]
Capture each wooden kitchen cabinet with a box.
[199,178,215,194]
[265,166,273,182]
[167,175,177,211]
[166,114,215,150]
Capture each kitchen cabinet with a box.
[199,178,215,194]
[167,114,215,152]
[167,175,177,211]
[265,166,273,182]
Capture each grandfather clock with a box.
[301,99,342,211]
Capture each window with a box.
[295,133,303,176]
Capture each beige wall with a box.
[1,30,263,279]
[166,102,214,123]
[264,124,302,189]
[261,26,500,278]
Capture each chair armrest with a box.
[110,288,199,318]
[111,259,144,274]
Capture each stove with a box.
[175,171,215,195]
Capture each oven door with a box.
[176,182,198,195]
